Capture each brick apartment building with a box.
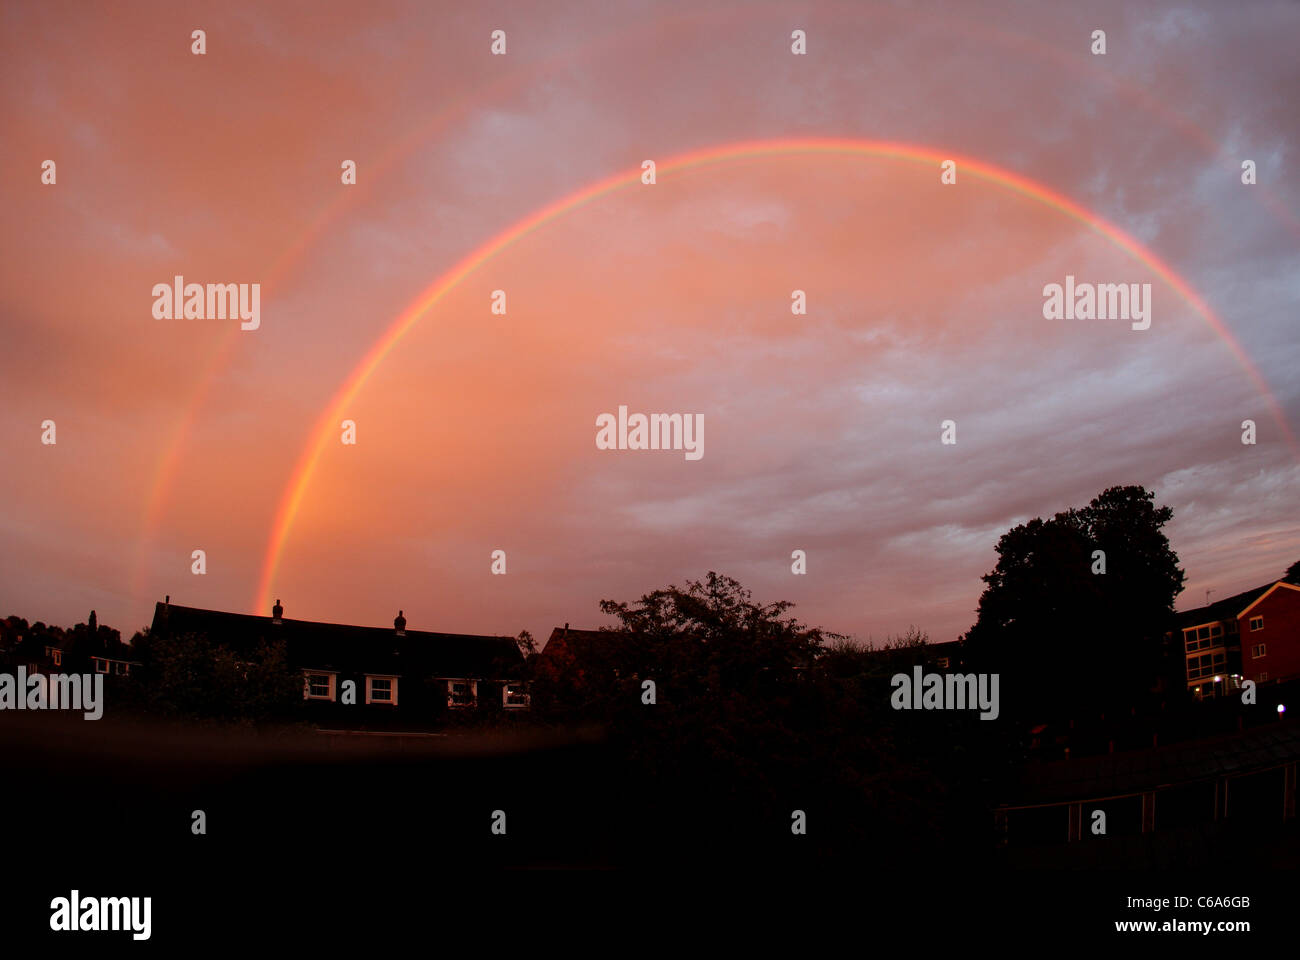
[1173,580,1300,699]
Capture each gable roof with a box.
[1237,581,1300,618]
[1174,582,1276,628]
[541,626,616,659]
[151,602,522,679]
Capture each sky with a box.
[2,0,1298,646]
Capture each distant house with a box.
[89,654,140,677]
[42,635,71,669]
[861,637,966,673]
[1173,580,1300,697]
[922,639,964,670]
[539,625,614,666]
[531,624,629,706]
[149,601,527,724]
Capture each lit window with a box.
[447,679,477,708]
[1249,616,1263,632]
[305,672,336,700]
[52,650,62,667]
[365,676,397,705]
[935,657,951,669]
[503,683,530,709]
[1252,643,1266,658]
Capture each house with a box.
[1173,580,1300,698]
[42,634,71,669]
[1235,581,1300,687]
[535,624,624,682]
[149,600,528,722]
[89,653,140,677]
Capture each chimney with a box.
[564,622,569,637]
[395,609,407,636]
[272,599,283,624]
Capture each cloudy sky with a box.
[2,0,1298,645]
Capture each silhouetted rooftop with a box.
[1175,582,1276,628]
[151,602,522,678]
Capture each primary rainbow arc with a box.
[255,136,1296,616]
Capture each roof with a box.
[541,626,616,659]
[151,602,522,679]
[1238,581,1300,618]
[1175,582,1277,628]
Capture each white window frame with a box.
[365,675,398,705]
[1249,616,1264,632]
[304,671,338,701]
[1252,643,1266,659]
[503,683,530,709]
[446,678,478,708]
[1258,672,1269,682]
[115,661,129,675]
[93,658,108,674]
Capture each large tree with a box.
[964,485,1185,721]
[1284,559,1300,585]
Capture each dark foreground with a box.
[2,713,1293,946]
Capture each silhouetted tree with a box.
[530,573,985,862]
[124,631,301,723]
[1284,559,1300,585]
[964,485,1185,722]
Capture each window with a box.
[1183,625,1222,653]
[1186,651,1226,681]
[304,672,336,700]
[935,657,951,669]
[366,676,397,705]
[93,659,108,674]
[1252,643,1266,659]
[114,661,129,675]
[503,683,530,709]
[52,650,62,667]
[1249,616,1263,632]
[447,679,477,708]
[1258,672,1269,682]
